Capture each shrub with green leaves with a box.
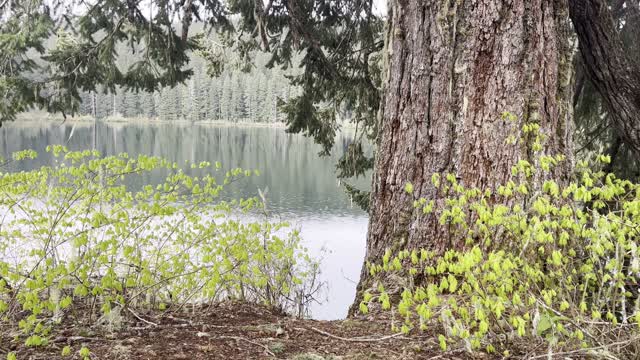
[360,153,640,356]
[0,146,317,350]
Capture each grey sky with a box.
[373,0,387,15]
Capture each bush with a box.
[360,153,640,357]
[0,146,318,349]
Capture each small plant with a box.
[0,147,319,354]
[61,345,72,356]
[268,341,285,354]
[79,346,91,360]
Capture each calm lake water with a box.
[0,121,370,320]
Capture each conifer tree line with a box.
[77,51,301,123]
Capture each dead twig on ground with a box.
[127,307,158,327]
[52,336,105,343]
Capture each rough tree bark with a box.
[351,0,575,312]
[569,0,640,154]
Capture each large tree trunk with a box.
[569,0,640,154]
[351,0,575,312]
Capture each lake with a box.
[0,121,370,320]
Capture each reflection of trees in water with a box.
[0,123,370,216]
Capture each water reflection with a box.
[0,121,370,319]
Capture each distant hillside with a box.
[74,35,302,123]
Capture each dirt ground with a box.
[1,301,493,360]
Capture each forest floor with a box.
[2,301,494,360]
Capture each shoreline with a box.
[13,112,359,129]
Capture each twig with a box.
[534,298,602,346]
[52,336,106,343]
[528,336,640,360]
[217,336,275,357]
[306,327,404,342]
[127,307,158,327]
[129,323,192,331]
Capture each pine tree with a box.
[124,91,141,117]
[235,76,247,121]
[220,74,233,122]
[207,78,220,121]
[139,91,156,119]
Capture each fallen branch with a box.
[129,323,191,331]
[217,336,275,357]
[306,327,404,342]
[52,336,104,343]
[127,307,158,327]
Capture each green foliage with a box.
[61,345,71,356]
[360,152,640,356]
[0,6,54,120]
[0,147,318,349]
[223,0,384,148]
[79,347,90,358]
[238,0,384,205]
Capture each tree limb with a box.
[569,0,640,155]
